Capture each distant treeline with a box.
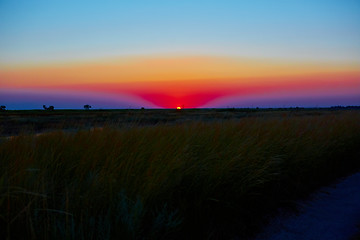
[220,106,360,112]
[330,105,360,109]
[1,105,360,111]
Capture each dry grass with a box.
[1,111,360,239]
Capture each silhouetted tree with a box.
[84,104,91,110]
[43,105,54,111]
[0,105,6,111]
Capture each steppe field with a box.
[1,108,360,239]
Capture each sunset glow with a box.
[1,1,359,109]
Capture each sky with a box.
[0,0,359,109]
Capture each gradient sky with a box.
[0,0,359,109]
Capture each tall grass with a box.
[1,111,360,239]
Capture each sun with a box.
[176,106,182,110]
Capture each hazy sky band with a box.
[1,58,359,108]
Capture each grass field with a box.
[0,107,355,137]
[1,109,360,239]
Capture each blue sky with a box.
[1,0,360,65]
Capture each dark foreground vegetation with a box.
[1,109,360,239]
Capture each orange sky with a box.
[1,56,359,108]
